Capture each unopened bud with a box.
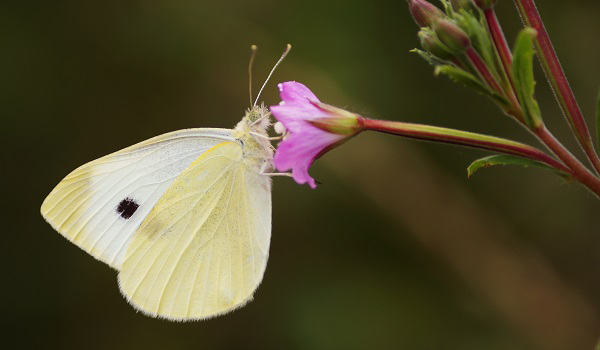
[473,0,497,10]
[433,19,471,54]
[418,29,453,59]
[408,0,445,28]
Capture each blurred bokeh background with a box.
[3,0,600,349]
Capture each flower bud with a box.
[408,0,445,28]
[433,19,471,54]
[473,0,497,10]
[418,29,453,59]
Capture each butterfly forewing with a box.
[41,128,234,269]
[118,141,272,320]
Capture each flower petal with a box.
[270,104,329,131]
[274,128,345,189]
[278,82,320,105]
[271,81,362,189]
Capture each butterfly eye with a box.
[248,111,260,122]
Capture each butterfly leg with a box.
[250,132,283,141]
[250,113,271,126]
[261,172,293,177]
[258,160,291,177]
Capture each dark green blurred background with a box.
[3,1,600,349]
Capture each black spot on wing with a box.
[116,198,139,219]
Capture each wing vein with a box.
[126,155,237,305]
[187,164,239,316]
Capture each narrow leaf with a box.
[439,0,453,15]
[512,28,543,128]
[454,9,501,81]
[410,48,452,67]
[467,154,569,179]
[434,65,509,107]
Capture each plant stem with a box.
[466,47,505,97]
[533,125,600,197]
[483,3,600,195]
[364,118,600,196]
[484,9,517,99]
[514,0,600,174]
[363,118,569,173]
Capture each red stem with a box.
[514,0,600,174]
[363,118,600,196]
[534,126,600,197]
[363,118,570,174]
[484,9,517,95]
[466,47,504,96]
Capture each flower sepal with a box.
[306,101,365,135]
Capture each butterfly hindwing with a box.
[41,128,234,269]
[118,141,272,320]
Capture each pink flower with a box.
[270,82,364,188]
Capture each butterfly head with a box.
[233,104,273,158]
[245,104,271,130]
[242,44,290,135]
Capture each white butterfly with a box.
[41,45,289,321]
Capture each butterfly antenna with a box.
[248,45,258,108]
[254,43,291,106]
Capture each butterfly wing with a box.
[118,141,272,320]
[41,128,234,269]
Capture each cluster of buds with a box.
[266,0,600,199]
[409,0,471,55]
[407,0,516,117]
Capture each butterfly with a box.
[40,45,290,321]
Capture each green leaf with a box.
[512,28,543,128]
[467,154,569,179]
[434,65,509,107]
[439,0,454,15]
[454,8,501,81]
[410,48,453,67]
